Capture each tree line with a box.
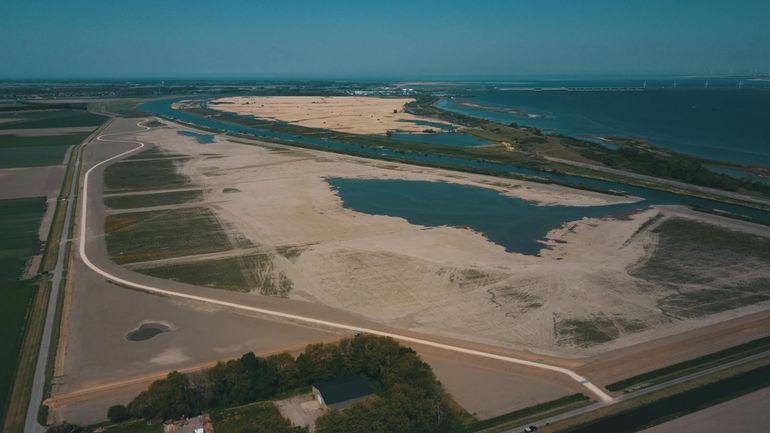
[104,335,464,433]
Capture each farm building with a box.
[312,374,374,410]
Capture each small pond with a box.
[126,322,171,341]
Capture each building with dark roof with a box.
[312,374,375,410]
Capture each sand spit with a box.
[208,96,454,135]
[132,125,769,356]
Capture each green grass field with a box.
[103,159,190,193]
[137,253,292,295]
[104,207,234,264]
[0,132,91,168]
[0,197,47,428]
[211,402,304,433]
[104,190,204,209]
[631,218,770,318]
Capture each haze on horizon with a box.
[2,0,770,80]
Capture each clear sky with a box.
[2,0,769,79]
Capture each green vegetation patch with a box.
[103,158,190,193]
[0,197,47,427]
[631,218,770,318]
[660,280,770,318]
[555,314,648,348]
[487,286,543,310]
[0,110,105,130]
[607,334,770,392]
[211,403,305,433]
[95,420,161,433]
[462,394,590,433]
[138,253,293,296]
[0,132,90,168]
[123,147,187,160]
[104,190,204,210]
[104,207,233,264]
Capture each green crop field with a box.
[0,197,46,427]
[104,190,204,209]
[104,207,235,264]
[0,110,105,130]
[0,133,91,168]
[103,159,190,193]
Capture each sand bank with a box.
[208,96,454,135]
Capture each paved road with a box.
[500,349,770,433]
[24,122,108,433]
[76,119,615,404]
[545,156,770,207]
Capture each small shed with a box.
[312,374,374,410]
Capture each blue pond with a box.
[178,130,215,144]
[328,178,640,255]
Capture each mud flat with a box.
[208,96,454,135]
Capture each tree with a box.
[46,424,82,433]
[107,404,130,423]
[128,371,197,420]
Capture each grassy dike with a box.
[607,335,770,393]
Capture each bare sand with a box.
[208,96,454,135]
[123,124,769,358]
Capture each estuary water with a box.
[438,85,770,167]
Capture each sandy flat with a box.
[208,96,455,135]
[117,124,764,358]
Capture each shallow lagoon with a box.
[178,130,215,144]
[328,178,640,255]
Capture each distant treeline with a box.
[106,335,463,433]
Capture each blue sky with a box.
[2,0,769,79]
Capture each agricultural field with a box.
[0,132,91,168]
[103,189,204,210]
[102,158,190,193]
[104,207,238,264]
[0,197,47,427]
[0,109,105,130]
[137,253,293,296]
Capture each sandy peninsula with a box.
[208,96,454,135]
